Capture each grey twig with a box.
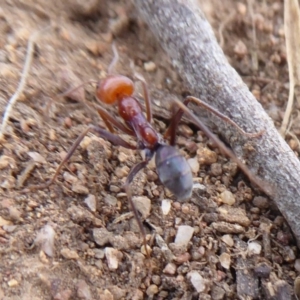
[134,0,300,247]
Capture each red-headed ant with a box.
[28,45,265,255]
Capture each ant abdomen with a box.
[96,75,134,104]
[155,145,193,201]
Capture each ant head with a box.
[96,75,134,105]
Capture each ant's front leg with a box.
[26,125,138,191]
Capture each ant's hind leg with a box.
[124,160,151,257]
[164,96,264,144]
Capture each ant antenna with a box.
[107,43,119,75]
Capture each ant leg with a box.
[124,160,151,257]
[171,98,271,195]
[26,125,137,191]
[164,96,264,144]
[134,73,152,124]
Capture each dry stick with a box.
[280,0,300,136]
[0,28,47,140]
[134,0,300,248]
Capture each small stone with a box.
[105,247,122,270]
[77,280,92,300]
[219,252,231,269]
[93,228,113,246]
[187,157,199,173]
[248,241,262,255]
[0,155,15,169]
[61,248,79,260]
[212,222,245,234]
[98,289,114,300]
[161,199,171,215]
[221,234,234,247]
[234,40,248,58]
[252,196,269,209]
[84,194,97,212]
[175,225,194,245]
[63,172,78,184]
[254,262,272,278]
[146,284,158,297]
[220,190,235,205]
[210,163,222,176]
[94,249,105,259]
[104,194,118,206]
[197,146,217,165]
[72,183,89,194]
[163,263,177,275]
[132,196,151,219]
[7,279,18,287]
[27,152,47,164]
[144,61,156,72]
[187,271,205,293]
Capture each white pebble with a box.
[248,241,262,256]
[221,234,234,247]
[219,252,231,269]
[34,224,56,257]
[105,247,121,270]
[144,61,156,72]
[161,199,171,215]
[84,194,96,212]
[175,225,194,245]
[187,271,205,293]
[187,157,199,173]
[220,190,235,205]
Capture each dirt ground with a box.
[0,0,297,299]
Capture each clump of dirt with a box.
[0,0,298,299]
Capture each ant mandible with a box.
[30,44,265,255]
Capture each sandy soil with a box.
[0,0,297,299]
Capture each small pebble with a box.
[77,280,92,300]
[187,157,199,174]
[84,194,96,212]
[72,183,89,194]
[104,194,117,206]
[161,199,171,215]
[93,228,113,246]
[254,262,272,278]
[221,234,234,247]
[105,247,122,270]
[7,279,18,287]
[187,271,205,293]
[144,61,156,72]
[252,196,269,209]
[219,252,231,269]
[146,284,158,297]
[175,225,194,245]
[234,40,248,58]
[248,241,262,255]
[163,262,177,275]
[220,190,235,205]
[61,248,79,260]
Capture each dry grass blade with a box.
[0,27,49,141]
[280,0,300,136]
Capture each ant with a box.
[28,45,266,256]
